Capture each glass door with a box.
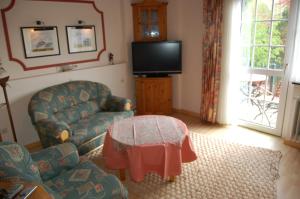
[239,0,291,135]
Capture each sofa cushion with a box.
[29,81,112,123]
[69,111,134,146]
[54,100,100,124]
[0,142,42,183]
[45,161,128,199]
[31,143,80,181]
[41,184,63,199]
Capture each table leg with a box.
[168,176,176,182]
[119,169,126,181]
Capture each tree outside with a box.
[241,0,289,69]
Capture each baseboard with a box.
[25,141,42,152]
[283,139,300,150]
[172,108,200,118]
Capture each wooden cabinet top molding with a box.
[132,0,168,6]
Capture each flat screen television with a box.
[132,41,182,75]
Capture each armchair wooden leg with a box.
[119,169,126,181]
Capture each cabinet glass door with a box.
[150,9,160,38]
[141,9,149,38]
[138,8,160,40]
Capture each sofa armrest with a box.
[35,119,71,143]
[31,143,79,181]
[106,95,132,112]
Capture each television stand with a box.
[145,74,169,78]
[135,76,172,115]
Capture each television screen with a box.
[132,41,182,75]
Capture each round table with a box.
[102,115,197,182]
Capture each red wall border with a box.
[1,0,106,71]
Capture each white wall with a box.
[167,0,183,109]
[0,0,127,78]
[0,0,134,145]
[0,0,204,145]
[282,84,300,138]
[167,0,203,113]
[176,0,203,113]
[121,0,135,101]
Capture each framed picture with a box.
[66,25,97,54]
[21,26,60,58]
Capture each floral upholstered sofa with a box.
[0,142,128,199]
[28,81,134,155]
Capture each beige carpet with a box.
[88,133,282,199]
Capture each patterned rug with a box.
[88,132,282,199]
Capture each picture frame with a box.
[66,25,97,54]
[20,26,60,58]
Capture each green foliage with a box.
[242,0,289,69]
[254,47,268,68]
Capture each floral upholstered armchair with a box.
[28,81,134,155]
[0,142,128,199]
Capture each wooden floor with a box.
[171,113,300,199]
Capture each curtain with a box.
[201,0,223,123]
[217,0,242,125]
[286,0,300,140]
[290,0,300,83]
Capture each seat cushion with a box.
[45,161,128,199]
[69,111,134,146]
[31,143,79,182]
[54,100,100,124]
[41,184,63,199]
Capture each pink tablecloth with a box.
[102,115,197,182]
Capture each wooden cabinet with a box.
[135,77,172,115]
[132,0,167,41]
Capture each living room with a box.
[0,0,299,198]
